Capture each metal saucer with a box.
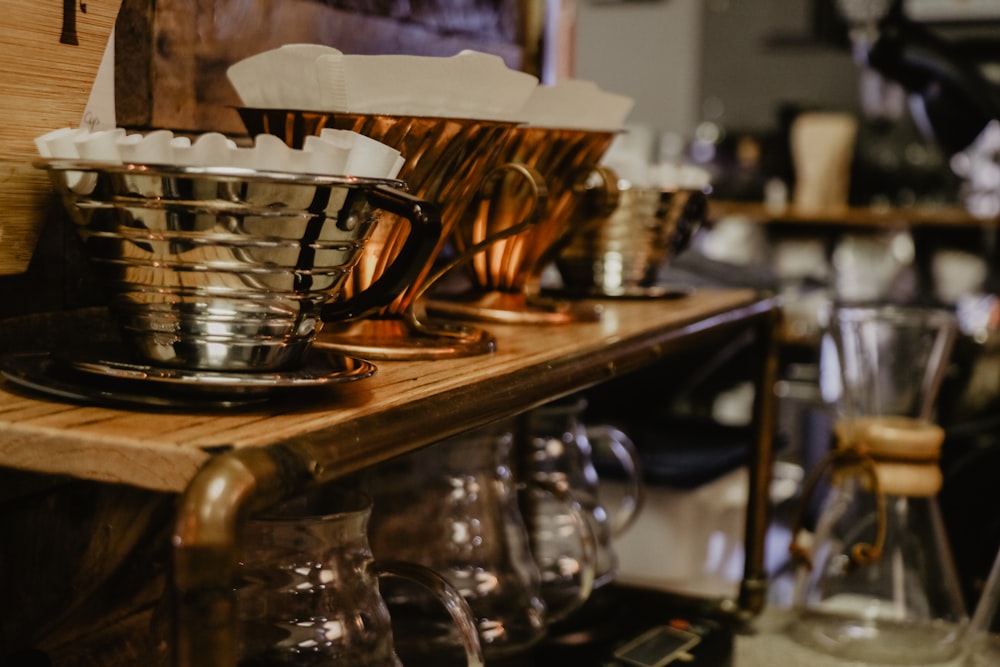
[314,317,496,361]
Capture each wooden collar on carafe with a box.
[834,416,945,497]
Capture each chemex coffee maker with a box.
[786,304,965,664]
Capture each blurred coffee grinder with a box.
[838,0,1000,212]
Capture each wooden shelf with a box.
[0,288,781,664]
[0,288,776,493]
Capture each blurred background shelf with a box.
[710,200,997,228]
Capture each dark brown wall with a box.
[119,0,531,134]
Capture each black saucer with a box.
[0,347,376,410]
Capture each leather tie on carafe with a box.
[788,415,945,572]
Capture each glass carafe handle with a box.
[586,424,644,536]
[374,560,484,667]
[528,479,599,623]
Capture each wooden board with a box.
[0,1,121,275]
[122,0,529,134]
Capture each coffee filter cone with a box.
[314,49,538,119]
[35,127,403,179]
[227,43,343,109]
[319,128,403,178]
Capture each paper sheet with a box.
[82,27,116,131]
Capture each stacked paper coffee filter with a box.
[227,44,540,120]
[515,78,633,131]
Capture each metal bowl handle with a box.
[321,185,442,321]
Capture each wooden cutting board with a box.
[0,2,121,275]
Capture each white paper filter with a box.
[518,79,635,130]
[228,45,539,120]
[35,127,404,179]
[227,43,344,109]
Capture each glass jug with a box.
[787,304,966,664]
[234,486,483,667]
[965,544,1000,665]
[520,397,643,610]
[360,419,596,662]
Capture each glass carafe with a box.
[520,397,643,607]
[787,304,967,664]
[235,486,483,667]
[965,544,1000,665]
[360,419,596,662]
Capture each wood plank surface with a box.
[0,1,121,274]
[0,288,772,492]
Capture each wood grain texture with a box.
[0,1,121,274]
[0,289,773,493]
[0,474,174,666]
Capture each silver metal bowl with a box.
[554,186,707,297]
[37,159,441,371]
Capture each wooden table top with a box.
[0,288,775,493]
